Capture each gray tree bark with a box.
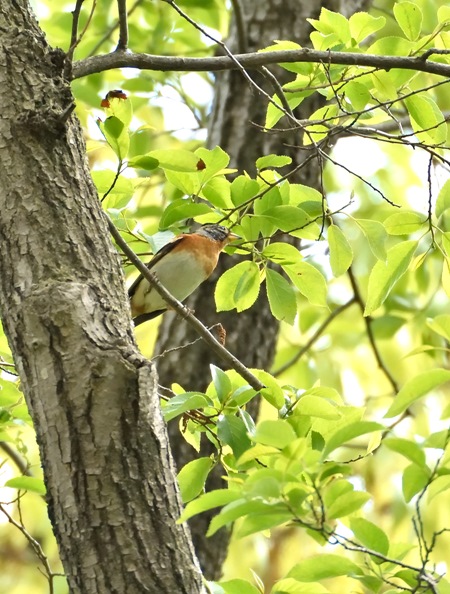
[154,0,373,580]
[0,3,204,593]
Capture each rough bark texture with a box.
[154,0,373,579]
[0,3,204,593]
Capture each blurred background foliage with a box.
[2,0,450,592]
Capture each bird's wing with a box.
[128,235,186,298]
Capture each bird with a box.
[129,223,239,326]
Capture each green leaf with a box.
[195,146,230,179]
[104,115,124,139]
[214,579,261,594]
[307,8,351,44]
[266,268,297,325]
[177,457,212,503]
[436,179,450,218]
[322,421,385,458]
[253,370,285,409]
[98,116,130,160]
[427,315,450,341]
[394,1,422,41]
[256,154,292,170]
[236,509,293,538]
[383,437,426,467]
[385,369,450,417]
[270,578,330,593]
[296,395,341,420]
[5,476,46,495]
[402,463,430,502]
[288,554,362,581]
[364,240,417,315]
[259,205,311,232]
[179,489,240,523]
[253,420,297,449]
[344,81,371,111]
[427,475,450,503]
[327,490,371,519]
[355,219,387,261]
[215,261,261,312]
[404,95,447,145]
[128,155,160,170]
[211,365,232,403]
[263,243,302,265]
[350,518,389,556]
[146,149,200,172]
[285,262,328,307]
[217,414,252,458]
[328,225,353,276]
[384,211,425,235]
[201,177,232,209]
[349,12,386,44]
[230,176,260,207]
[159,199,212,228]
[162,392,211,422]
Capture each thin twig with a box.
[273,298,357,376]
[88,0,144,56]
[347,267,399,393]
[229,0,247,53]
[116,0,129,51]
[0,442,33,477]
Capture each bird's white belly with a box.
[143,250,206,311]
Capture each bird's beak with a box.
[228,232,241,242]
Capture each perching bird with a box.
[129,224,239,326]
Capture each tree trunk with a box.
[154,0,373,579]
[0,3,204,593]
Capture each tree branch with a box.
[73,47,450,80]
[116,0,129,50]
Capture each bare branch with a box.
[0,441,33,477]
[72,47,450,80]
[347,267,399,393]
[273,298,357,376]
[116,0,129,51]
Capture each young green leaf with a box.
[285,261,328,307]
[162,392,211,422]
[355,218,387,261]
[177,457,213,503]
[404,95,447,145]
[178,489,240,523]
[215,261,260,312]
[328,225,353,276]
[350,518,389,557]
[383,437,426,467]
[146,149,200,172]
[436,178,450,218]
[364,240,417,315]
[265,268,297,325]
[5,476,46,495]
[322,421,385,458]
[253,420,297,449]
[288,554,362,581]
[385,369,450,417]
[384,211,425,235]
[394,1,422,41]
[214,579,261,594]
[402,463,430,502]
[349,12,386,44]
[327,490,371,519]
[217,414,252,458]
